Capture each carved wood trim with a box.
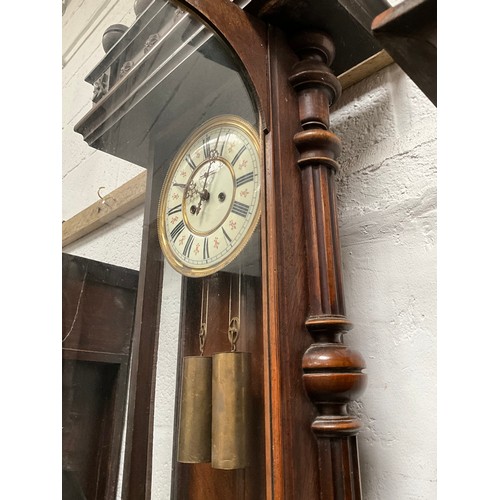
[289,31,367,499]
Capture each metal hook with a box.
[199,323,207,356]
[228,317,240,352]
[97,186,112,208]
[97,186,106,201]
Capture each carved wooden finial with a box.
[290,32,335,66]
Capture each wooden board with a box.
[62,170,147,247]
[338,49,393,90]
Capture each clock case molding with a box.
[74,1,367,498]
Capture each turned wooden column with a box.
[289,32,367,499]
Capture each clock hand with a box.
[201,163,222,179]
[195,174,210,215]
[195,156,218,215]
[183,180,202,201]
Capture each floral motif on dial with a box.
[194,242,200,255]
[239,159,247,170]
[240,189,249,198]
[213,237,220,249]
[229,219,237,230]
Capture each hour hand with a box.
[182,181,201,201]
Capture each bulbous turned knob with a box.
[289,58,342,108]
[289,32,335,66]
[302,343,366,405]
[102,24,128,53]
[293,129,342,169]
[134,0,152,16]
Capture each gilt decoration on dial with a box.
[158,115,261,277]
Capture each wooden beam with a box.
[62,170,147,248]
[338,49,393,90]
[62,51,393,248]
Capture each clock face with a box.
[158,115,261,277]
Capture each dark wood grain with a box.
[245,0,389,76]
[72,1,372,498]
[372,0,436,105]
[289,30,367,499]
[264,26,323,500]
[173,273,265,499]
[121,167,165,500]
[62,254,138,500]
[62,254,138,354]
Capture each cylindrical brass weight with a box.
[211,351,251,469]
[177,356,212,463]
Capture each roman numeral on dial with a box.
[220,132,230,157]
[185,154,197,170]
[203,237,210,260]
[236,172,254,187]
[231,145,246,166]
[222,227,232,244]
[183,234,194,257]
[170,220,185,243]
[231,201,250,218]
[214,128,222,154]
[203,136,211,159]
[167,204,182,216]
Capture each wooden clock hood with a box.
[74,0,392,167]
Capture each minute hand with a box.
[195,160,215,215]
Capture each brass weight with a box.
[177,355,212,463]
[211,351,251,469]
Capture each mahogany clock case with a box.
[72,1,360,499]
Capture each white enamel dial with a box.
[158,115,261,277]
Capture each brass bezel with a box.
[157,115,261,278]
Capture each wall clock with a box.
[74,0,367,498]
[157,115,261,277]
[140,5,268,496]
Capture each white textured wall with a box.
[151,265,182,499]
[62,0,143,270]
[62,2,436,499]
[331,64,437,499]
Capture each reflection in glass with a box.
[71,1,266,498]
